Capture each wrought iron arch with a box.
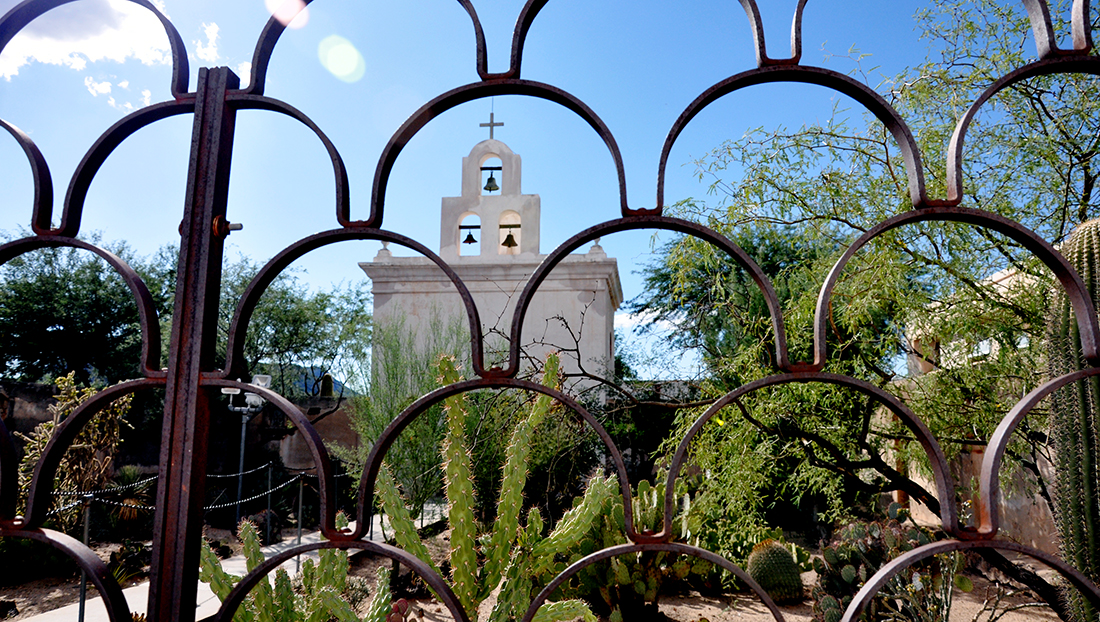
[1,0,1100,621]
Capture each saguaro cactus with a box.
[1047,217,1100,622]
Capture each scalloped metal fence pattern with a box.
[3,1,1100,621]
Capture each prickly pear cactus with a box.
[1046,217,1100,622]
[746,539,804,603]
[543,476,724,620]
[809,516,937,622]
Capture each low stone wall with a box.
[279,396,358,471]
[904,445,1058,554]
[0,381,57,452]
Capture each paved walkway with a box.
[25,515,396,622]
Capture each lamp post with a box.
[221,374,271,526]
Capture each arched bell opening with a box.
[498,210,521,255]
[480,156,502,195]
[459,212,481,256]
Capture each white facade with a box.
[361,138,622,391]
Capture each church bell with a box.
[483,173,499,193]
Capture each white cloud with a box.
[194,22,219,63]
[141,89,151,106]
[236,61,252,88]
[615,310,675,333]
[0,0,171,80]
[148,0,169,19]
[84,75,111,96]
[117,79,129,89]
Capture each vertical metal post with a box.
[78,493,92,622]
[296,474,304,573]
[147,66,239,622]
[265,463,272,544]
[236,414,247,526]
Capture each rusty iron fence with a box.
[3,0,1100,621]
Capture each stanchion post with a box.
[296,474,303,573]
[236,415,247,526]
[78,493,93,622]
[265,464,272,544]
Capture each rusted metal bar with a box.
[147,66,239,622]
[1,1,1100,621]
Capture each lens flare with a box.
[264,0,309,29]
[318,35,366,83]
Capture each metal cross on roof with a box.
[480,111,503,139]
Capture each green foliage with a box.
[0,238,172,384]
[199,517,372,622]
[0,237,370,397]
[1045,217,1100,622]
[634,0,1095,552]
[746,539,804,603]
[219,254,372,399]
[336,312,468,518]
[15,372,132,532]
[376,352,600,621]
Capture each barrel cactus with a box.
[1046,217,1100,622]
[747,539,804,603]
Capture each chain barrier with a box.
[46,469,298,513]
[202,475,301,511]
[298,471,352,479]
[52,475,160,497]
[46,499,83,517]
[94,497,154,511]
[207,462,274,479]
[49,462,275,498]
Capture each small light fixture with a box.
[502,232,518,248]
[483,173,499,193]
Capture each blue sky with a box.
[0,0,1030,376]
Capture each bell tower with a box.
[439,138,541,261]
[361,120,621,391]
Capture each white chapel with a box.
[360,120,622,391]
